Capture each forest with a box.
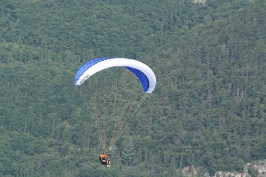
[0,0,266,176]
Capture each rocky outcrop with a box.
[213,160,266,177]
[181,160,266,177]
[192,0,206,6]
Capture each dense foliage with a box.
[0,0,265,176]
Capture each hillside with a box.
[0,0,266,176]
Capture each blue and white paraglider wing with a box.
[74,57,156,93]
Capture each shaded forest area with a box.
[0,0,266,176]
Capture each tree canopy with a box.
[0,0,266,176]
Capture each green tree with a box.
[121,137,134,166]
[248,165,258,177]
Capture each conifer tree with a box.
[121,137,134,166]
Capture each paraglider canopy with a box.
[74,57,156,93]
